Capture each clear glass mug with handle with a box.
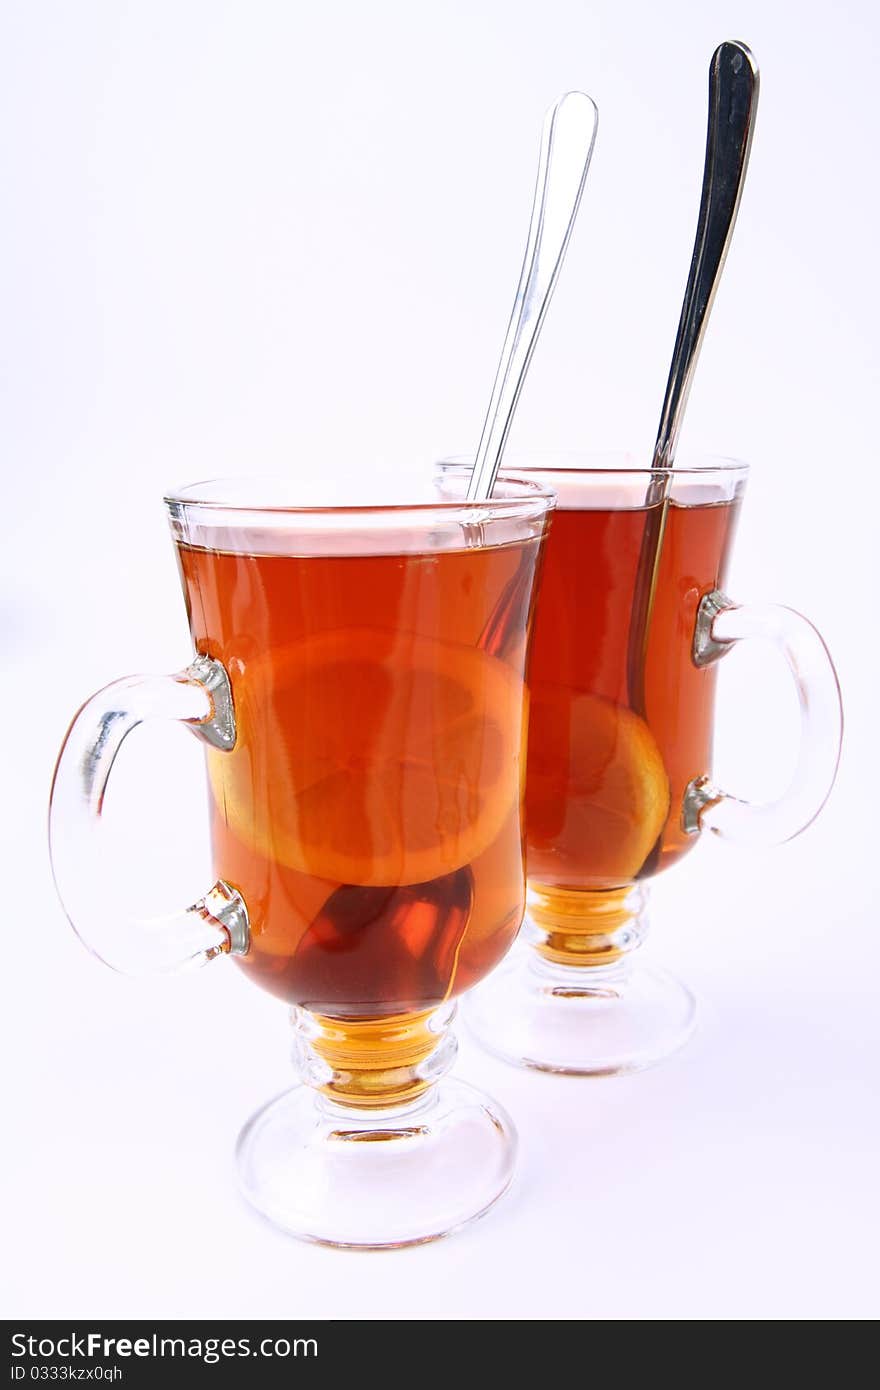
[49,473,554,1247]
[437,455,843,1075]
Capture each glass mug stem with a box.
[526,883,647,966]
[293,1003,458,1109]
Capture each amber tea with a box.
[177,530,542,1019]
[526,491,741,896]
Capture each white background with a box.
[2,0,878,1320]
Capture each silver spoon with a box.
[627,41,759,714]
[467,91,598,502]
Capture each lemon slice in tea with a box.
[527,687,670,884]
[208,628,526,888]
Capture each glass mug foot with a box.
[466,952,696,1076]
[465,886,696,1075]
[237,1080,517,1249]
[236,1005,516,1248]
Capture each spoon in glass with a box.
[626,41,759,714]
[310,99,598,974]
[467,91,598,502]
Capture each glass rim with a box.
[163,473,556,519]
[437,451,750,479]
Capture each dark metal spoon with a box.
[627,41,759,715]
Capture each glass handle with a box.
[682,589,843,846]
[49,655,250,974]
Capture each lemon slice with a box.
[208,628,526,888]
[527,687,670,884]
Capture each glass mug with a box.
[49,475,553,1247]
[438,455,843,1074]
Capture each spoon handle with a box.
[653,41,759,468]
[467,92,598,502]
[627,41,759,720]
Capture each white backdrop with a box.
[2,0,877,1320]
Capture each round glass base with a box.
[465,951,697,1075]
[236,1078,517,1248]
